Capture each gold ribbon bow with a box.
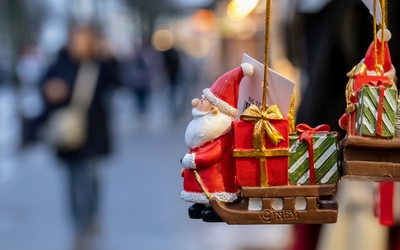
[240,104,285,149]
[345,62,367,114]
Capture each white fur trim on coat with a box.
[181,153,196,169]
[366,64,396,80]
[241,63,254,77]
[203,88,238,117]
[181,191,238,204]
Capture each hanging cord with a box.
[373,0,378,72]
[380,0,386,67]
[373,0,386,74]
[262,0,272,111]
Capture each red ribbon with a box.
[366,79,393,88]
[295,124,339,184]
[360,80,389,136]
[379,182,394,226]
[375,85,386,136]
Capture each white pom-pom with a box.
[241,63,254,77]
[377,28,392,42]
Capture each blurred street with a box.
[0,84,291,250]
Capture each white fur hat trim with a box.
[203,88,238,117]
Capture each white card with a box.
[362,0,382,25]
[237,54,295,117]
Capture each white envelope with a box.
[237,53,295,117]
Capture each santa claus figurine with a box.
[339,28,396,131]
[181,63,254,222]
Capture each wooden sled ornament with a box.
[210,184,338,225]
[180,0,340,225]
[341,135,400,182]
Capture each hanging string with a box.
[373,0,379,73]
[373,0,386,74]
[380,0,386,67]
[262,0,272,111]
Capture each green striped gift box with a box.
[355,85,397,138]
[288,134,340,185]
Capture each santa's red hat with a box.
[203,63,254,117]
[364,28,396,78]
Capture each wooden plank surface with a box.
[342,135,400,149]
[341,136,400,182]
[241,184,337,198]
[342,161,400,182]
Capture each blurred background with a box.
[0,0,398,249]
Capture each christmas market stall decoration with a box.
[339,0,400,228]
[339,0,400,182]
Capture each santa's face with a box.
[185,97,234,149]
[191,96,213,112]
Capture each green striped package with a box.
[355,85,397,138]
[288,134,340,185]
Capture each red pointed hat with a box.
[203,63,254,117]
[364,28,393,74]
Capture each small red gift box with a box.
[347,74,392,135]
[233,118,289,187]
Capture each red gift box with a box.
[233,118,289,187]
[347,74,392,135]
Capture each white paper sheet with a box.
[362,0,383,25]
[237,54,295,117]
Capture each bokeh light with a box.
[151,29,175,51]
[191,9,215,33]
[227,0,259,21]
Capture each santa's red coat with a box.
[181,132,238,204]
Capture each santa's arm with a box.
[181,142,222,170]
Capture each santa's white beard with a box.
[185,108,234,149]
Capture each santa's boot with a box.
[201,206,223,223]
[188,203,206,219]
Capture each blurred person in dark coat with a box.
[39,25,119,248]
[162,47,181,118]
[120,50,151,118]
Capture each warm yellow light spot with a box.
[152,30,175,51]
[227,0,259,21]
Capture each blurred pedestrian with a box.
[162,46,181,118]
[120,50,151,118]
[38,25,119,249]
[16,46,45,145]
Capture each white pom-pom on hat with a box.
[377,28,392,42]
[241,63,254,77]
